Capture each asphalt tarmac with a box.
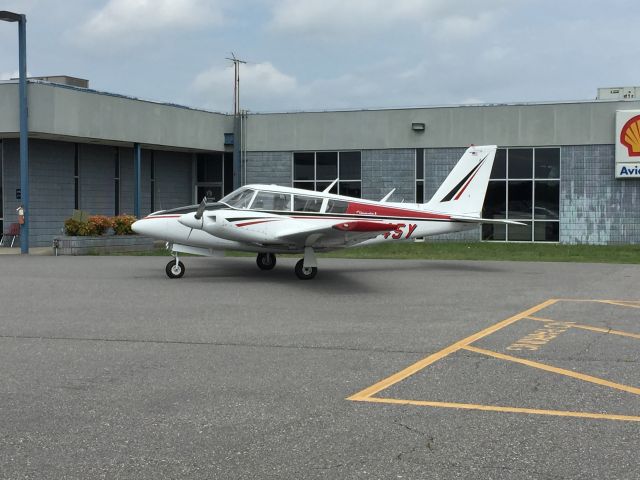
[1,255,639,479]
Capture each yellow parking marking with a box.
[347,299,558,401]
[360,396,640,422]
[348,298,640,422]
[528,316,640,340]
[597,300,640,309]
[463,345,640,396]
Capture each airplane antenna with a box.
[323,178,339,193]
[380,188,396,202]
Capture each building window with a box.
[114,147,120,215]
[482,147,560,242]
[416,148,424,203]
[74,143,80,210]
[195,153,224,202]
[150,150,155,213]
[293,151,361,198]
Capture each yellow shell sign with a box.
[615,110,640,178]
[621,115,640,156]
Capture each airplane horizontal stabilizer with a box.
[451,215,526,226]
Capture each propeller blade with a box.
[194,196,207,220]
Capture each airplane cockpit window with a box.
[221,188,255,209]
[251,191,292,211]
[293,195,323,212]
[326,199,348,214]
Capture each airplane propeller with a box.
[194,196,207,220]
[187,196,207,240]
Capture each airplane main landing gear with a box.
[256,253,277,271]
[295,259,317,280]
[166,257,185,279]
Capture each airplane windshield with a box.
[221,189,255,209]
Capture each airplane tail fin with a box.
[425,145,497,217]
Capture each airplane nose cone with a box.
[131,219,144,234]
[131,218,167,238]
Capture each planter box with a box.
[53,235,156,255]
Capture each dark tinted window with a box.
[294,152,314,180]
[416,149,424,180]
[534,181,559,219]
[490,148,507,179]
[316,152,338,180]
[482,181,506,219]
[339,181,361,198]
[508,181,532,219]
[339,152,361,180]
[197,153,223,182]
[508,148,533,178]
[535,148,560,178]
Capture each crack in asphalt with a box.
[392,418,435,461]
[0,334,429,356]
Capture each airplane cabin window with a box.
[326,199,348,214]
[252,191,292,211]
[222,189,255,208]
[293,195,323,212]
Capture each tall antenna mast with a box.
[225,52,247,116]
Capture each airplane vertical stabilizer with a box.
[425,145,497,217]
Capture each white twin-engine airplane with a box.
[132,145,521,280]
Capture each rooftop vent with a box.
[11,75,89,88]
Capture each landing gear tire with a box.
[256,253,277,271]
[165,260,185,279]
[295,259,317,280]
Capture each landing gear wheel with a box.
[256,253,277,271]
[295,258,317,280]
[165,259,185,279]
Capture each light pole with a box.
[0,11,28,254]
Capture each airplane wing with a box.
[275,219,400,247]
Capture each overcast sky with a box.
[1,0,639,113]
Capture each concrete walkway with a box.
[0,247,53,255]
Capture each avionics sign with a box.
[615,110,640,178]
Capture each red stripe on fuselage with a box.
[144,215,181,219]
[345,202,450,220]
[235,219,281,227]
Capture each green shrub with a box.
[112,214,137,235]
[64,218,83,236]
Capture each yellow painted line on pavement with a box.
[347,299,558,401]
[528,316,640,340]
[463,345,640,396]
[597,300,640,309]
[357,396,640,422]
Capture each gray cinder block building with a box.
[1,78,639,247]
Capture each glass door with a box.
[195,153,224,202]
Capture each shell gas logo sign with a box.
[620,114,640,157]
[615,110,640,178]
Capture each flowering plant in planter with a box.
[63,213,138,236]
[112,214,137,235]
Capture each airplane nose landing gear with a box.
[166,256,185,279]
[295,259,317,280]
[256,253,277,271]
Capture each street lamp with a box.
[0,10,28,254]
